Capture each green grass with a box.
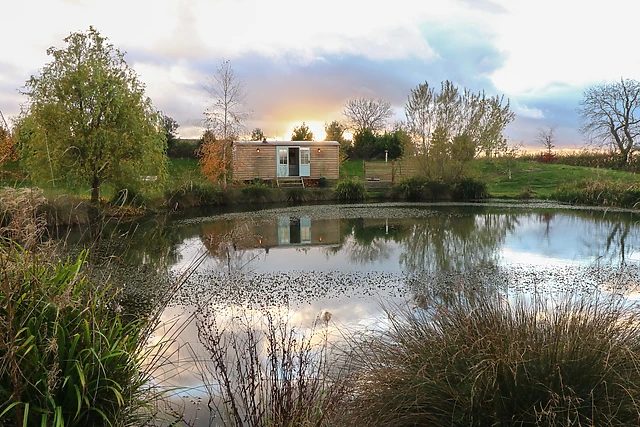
[340,159,364,179]
[475,160,640,199]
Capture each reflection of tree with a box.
[201,219,260,274]
[578,212,640,267]
[399,212,519,274]
[324,218,412,265]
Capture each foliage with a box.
[291,121,314,141]
[578,78,640,165]
[343,98,393,134]
[0,112,17,168]
[21,27,167,204]
[388,176,452,201]
[351,129,407,160]
[405,80,514,179]
[159,112,179,152]
[324,120,346,143]
[334,179,366,201]
[551,179,640,208]
[250,127,265,141]
[240,183,272,204]
[344,285,640,426]
[196,308,348,427]
[0,246,163,427]
[166,138,201,159]
[197,131,233,185]
[204,58,249,141]
[452,177,488,200]
[164,181,227,210]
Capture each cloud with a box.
[512,102,544,120]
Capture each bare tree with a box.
[203,59,249,186]
[204,59,249,141]
[537,125,556,155]
[405,81,436,154]
[343,98,393,134]
[578,78,640,164]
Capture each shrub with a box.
[196,307,349,426]
[0,247,163,426]
[551,180,640,208]
[452,177,488,200]
[285,187,307,203]
[390,177,453,201]
[240,183,272,204]
[164,182,227,210]
[344,285,640,426]
[334,179,366,201]
[110,186,147,208]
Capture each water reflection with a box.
[60,203,640,425]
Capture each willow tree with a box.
[22,27,166,203]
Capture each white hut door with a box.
[299,148,310,177]
[277,147,289,177]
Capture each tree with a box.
[0,111,17,167]
[291,122,314,141]
[159,112,179,151]
[202,59,248,187]
[537,125,556,162]
[204,59,249,141]
[578,78,640,164]
[251,127,265,141]
[22,27,166,204]
[404,80,514,179]
[324,120,345,143]
[198,130,233,184]
[343,98,394,134]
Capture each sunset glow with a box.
[2,0,639,148]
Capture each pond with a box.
[65,202,640,425]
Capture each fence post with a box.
[391,160,395,184]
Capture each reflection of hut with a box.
[233,140,340,181]
[233,217,341,250]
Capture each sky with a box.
[2,0,640,150]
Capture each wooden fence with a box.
[363,158,421,184]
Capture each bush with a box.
[0,247,162,426]
[344,285,640,426]
[167,139,201,159]
[551,180,640,208]
[240,183,272,204]
[196,308,348,427]
[334,179,366,201]
[164,182,227,210]
[389,176,429,201]
[452,177,488,200]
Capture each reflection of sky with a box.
[156,206,640,424]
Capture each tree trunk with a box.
[91,175,100,204]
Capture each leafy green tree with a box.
[159,112,179,151]
[291,122,314,141]
[22,27,166,203]
[324,120,345,143]
[251,127,265,141]
[405,80,514,180]
[325,120,351,159]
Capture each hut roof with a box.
[235,140,340,147]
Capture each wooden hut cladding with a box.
[233,140,340,180]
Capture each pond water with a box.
[65,201,640,425]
